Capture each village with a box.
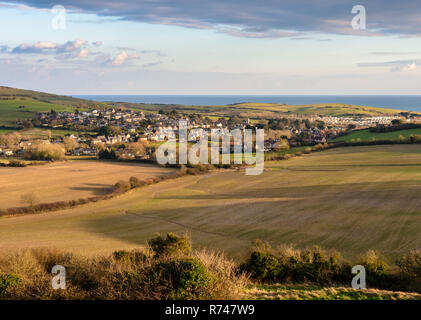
[0,107,408,159]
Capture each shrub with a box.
[98,148,117,159]
[113,180,131,194]
[0,273,20,297]
[149,258,215,300]
[359,250,389,288]
[396,250,421,291]
[8,159,26,167]
[112,250,149,264]
[148,233,191,258]
[242,251,283,282]
[397,250,421,279]
[129,176,141,188]
[20,192,39,208]
[24,144,65,161]
[241,244,350,285]
[0,234,245,300]
[186,167,200,175]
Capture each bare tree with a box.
[63,136,78,152]
[21,193,40,208]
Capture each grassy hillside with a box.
[0,86,100,108]
[125,101,406,117]
[0,86,105,126]
[226,102,404,116]
[1,145,421,259]
[333,128,421,142]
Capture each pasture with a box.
[0,160,174,209]
[1,145,421,260]
[0,99,75,126]
[333,128,421,142]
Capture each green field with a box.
[18,128,96,138]
[1,144,421,260]
[0,86,106,127]
[0,99,77,126]
[333,128,421,142]
[128,102,406,118]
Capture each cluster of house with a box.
[35,108,146,132]
[319,115,405,127]
[2,107,408,159]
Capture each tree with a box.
[116,141,149,160]
[266,129,289,141]
[24,144,66,161]
[0,132,21,147]
[98,125,120,138]
[273,139,290,151]
[21,193,39,208]
[46,130,52,140]
[316,120,325,130]
[392,118,405,126]
[347,124,356,131]
[23,120,34,128]
[63,136,78,152]
[132,141,149,156]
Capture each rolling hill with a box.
[0,86,105,126]
[1,144,421,260]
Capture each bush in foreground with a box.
[0,233,246,300]
[241,243,350,285]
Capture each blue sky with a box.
[1,0,421,94]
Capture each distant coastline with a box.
[75,95,421,112]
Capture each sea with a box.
[74,95,421,112]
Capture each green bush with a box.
[8,159,26,167]
[396,250,421,291]
[150,258,215,300]
[148,233,191,258]
[243,251,284,282]
[0,273,20,296]
[241,245,350,285]
[359,250,389,288]
[113,249,149,264]
[289,248,350,284]
[98,148,116,159]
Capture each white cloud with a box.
[12,39,87,54]
[402,63,416,72]
[59,39,86,52]
[111,51,129,65]
[106,51,140,66]
[78,49,90,58]
[33,41,57,49]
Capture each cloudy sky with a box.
[1,0,421,94]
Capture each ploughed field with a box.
[1,145,421,259]
[0,160,173,209]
